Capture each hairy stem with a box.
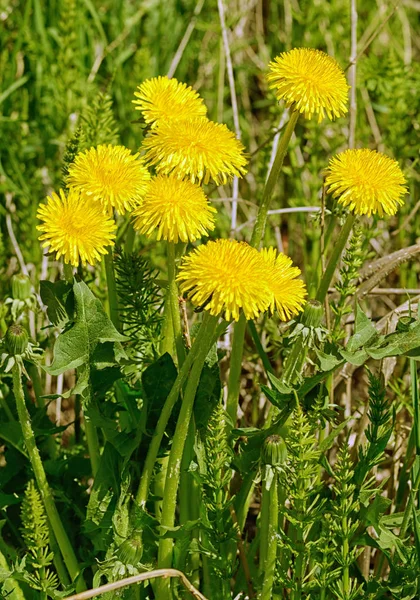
[259,474,279,600]
[104,249,121,331]
[83,406,101,477]
[250,110,300,249]
[316,214,356,304]
[12,362,85,589]
[227,110,299,422]
[157,316,220,598]
[167,242,186,366]
[135,315,224,507]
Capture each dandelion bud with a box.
[117,534,143,565]
[262,434,287,467]
[12,274,32,301]
[5,324,29,356]
[301,300,323,328]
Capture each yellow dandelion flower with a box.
[267,48,349,122]
[37,189,116,267]
[133,76,207,128]
[260,248,307,320]
[67,144,151,215]
[325,149,407,217]
[142,117,248,185]
[132,175,216,243]
[177,239,272,322]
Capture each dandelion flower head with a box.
[177,239,274,321]
[325,149,407,217]
[142,117,248,185]
[37,189,116,267]
[132,175,216,243]
[260,247,307,320]
[67,144,151,215]
[133,76,207,128]
[267,48,349,122]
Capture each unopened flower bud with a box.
[117,534,143,565]
[301,300,323,328]
[12,274,31,301]
[262,434,287,467]
[5,325,29,356]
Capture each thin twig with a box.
[327,287,420,296]
[64,569,209,600]
[234,207,320,233]
[5,194,29,277]
[217,0,241,233]
[392,199,420,237]
[266,111,289,182]
[167,0,206,78]
[343,1,401,71]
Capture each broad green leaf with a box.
[340,348,368,366]
[298,368,339,396]
[0,550,25,600]
[142,352,178,435]
[46,280,126,376]
[361,494,392,528]
[0,422,27,457]
[346,305,378,352]
[261,384,292,410]
[84,443,120,552]
[40,280,74,327]
[367,322,420,360]
[318,417,351,453]
[315,349,342,371]
[194,362,222,430]
[267,372,293,395]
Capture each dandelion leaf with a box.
[46,280,126,376]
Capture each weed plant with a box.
[0,1,419,599]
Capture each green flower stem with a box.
[411,358,420,507]
[342,515,350,598]
[248,320,274,375]
[104,249,121,332]
[28,364,58,459]
[283,338,306,386]
[258,482,270,575]
[283,300,324,385]
[11,331,55,457]
[125,223,136,254]
[135,314,224,507]
[315,213,356,304]
[157,315,221,594]
[259,473,279,600]
[12,361,85,588]
[160,295,175,357]
[312,212,337,295]
[48,526,71,587]
[250,110,300,249]
[167,242,186,366]
[227,110,300,423]
[226,314,248,424]
[63,262,74,284]
[400,468,420,539]
[83,407,100,477]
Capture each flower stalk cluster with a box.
[24,41,410,600]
